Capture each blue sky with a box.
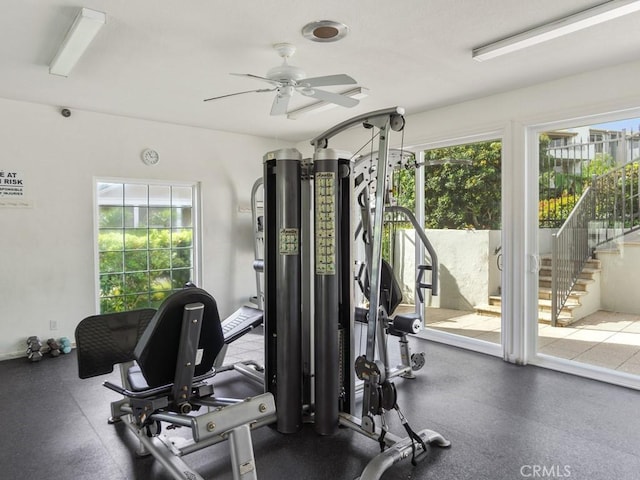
[591,118,640,132]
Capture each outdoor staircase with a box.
[474,255,602,326]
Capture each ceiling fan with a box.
[203,43,360,116]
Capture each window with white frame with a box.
[95,179,198,313]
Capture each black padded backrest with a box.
[364,259,403,315]
[134,288,225,388]
[75,309,156,379]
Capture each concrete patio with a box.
[425,307,640,375]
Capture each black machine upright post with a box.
[313,149,354,435]
[263,148,303,434]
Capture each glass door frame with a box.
[524,111,640,390]
[407,129,505,359]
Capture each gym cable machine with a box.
[262,107,450,479]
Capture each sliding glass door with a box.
[398,135,504,352]
[532,116,640,382]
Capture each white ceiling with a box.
[2,0,640,142]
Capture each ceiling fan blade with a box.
[203,88,275,102]
[270,93,291,116]
[299,74,357,88]
[301,88,359,108]
[231,73,282,86]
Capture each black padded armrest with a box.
[75,309,156,379]
[127,365,150,391]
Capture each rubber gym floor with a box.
[1,330,638,480]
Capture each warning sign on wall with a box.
[0,169,31,207]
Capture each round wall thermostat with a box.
[141,148,160,166]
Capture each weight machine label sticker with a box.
[315,172,336,275]
[239,461,255,475]
[279,228,299,255]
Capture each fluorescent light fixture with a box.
[472,0,640,61]
[286,87,368,119]
[49,8,106,76]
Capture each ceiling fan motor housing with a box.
[266,64,306,83]
[267,43,305,83]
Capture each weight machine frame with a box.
[263,107,450,479]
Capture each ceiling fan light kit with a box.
[204,42,360,117]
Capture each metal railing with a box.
[550,158,640,325]
[540,130,640,228]
[551,187,595,326]
[590,160,640,245]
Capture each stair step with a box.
[474,304,502,317]
[581,267,601,275]
[537,310,574,327]
[538,268,599,280]
[479,254,598,327]
[488,295,501,306]
[538,276,594,285]
[488,296,579,313]
[540,255,601,270]
[537,287,587,298]
[538,278,592,291]
[537,298,580,313]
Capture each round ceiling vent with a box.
[302,20,349,42]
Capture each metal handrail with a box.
[550,158,640,325]
[591,159,640,242]
[551,187,595,326]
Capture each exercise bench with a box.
[75,287,276,480]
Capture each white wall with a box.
[0,98,288,358]
[598,242,640,314]
[538,229,556,256]
[395,229,500,309]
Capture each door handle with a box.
[529,254,540,273]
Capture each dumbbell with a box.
[26,336,43,362]
[59,337,72,354]
[47,338,61,357]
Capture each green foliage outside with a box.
[583,153,617,177]
[538,192,579,225]
[98,205,194,313]
[592,160,640,228]
[425,141,502,229]
[393,140,502,230]
[392,137,636,231]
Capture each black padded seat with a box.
[134,287,225,388]
[76,309,156,379]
